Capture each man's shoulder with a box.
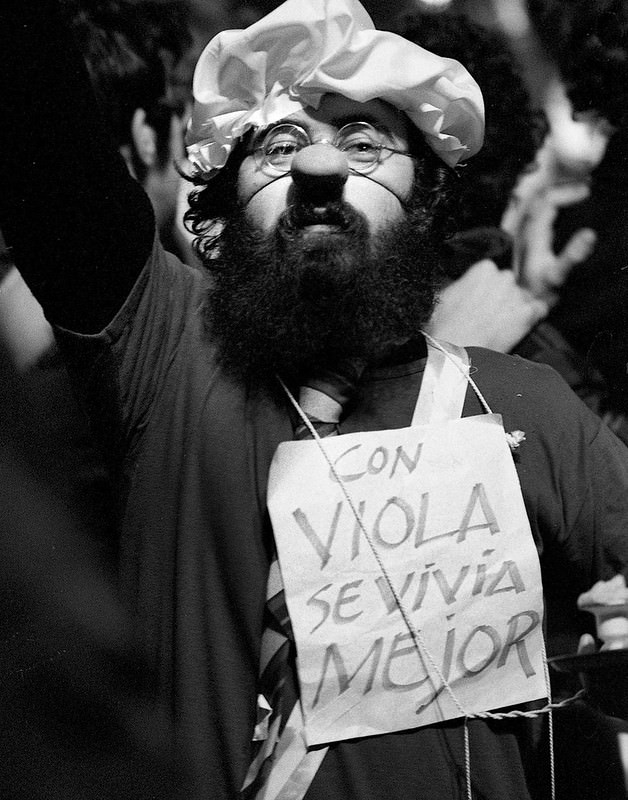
[112,238,210,339]
[467,345,568,386]
[465,345,591,420]
[159,243,211,291]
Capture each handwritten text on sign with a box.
[267,414,546,746]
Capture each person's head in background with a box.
[59,0,195,259]
[398,8,545,277]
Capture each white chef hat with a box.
[186,0,484,178]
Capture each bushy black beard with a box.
[204,196,442,393]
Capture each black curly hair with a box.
[397,9,546,233]
[527,0,628,128]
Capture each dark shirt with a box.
[2,4,628,798]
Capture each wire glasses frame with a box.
[252,121,418,175]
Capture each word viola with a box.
[293,482,499,569]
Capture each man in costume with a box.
[1,1,628,798]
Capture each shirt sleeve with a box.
[0,0,155,334]
[465,349,628,595]
[561,413,628,584]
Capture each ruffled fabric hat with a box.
[186,0,484,178]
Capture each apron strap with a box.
[411,337,471,426]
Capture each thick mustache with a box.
[280,201,357,231]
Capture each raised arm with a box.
[0,0,155,334]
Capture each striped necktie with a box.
[242,363,363,799]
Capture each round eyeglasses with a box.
[252,121,417,175]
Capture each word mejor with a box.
[294,480,500,570]
[309,609,541,715]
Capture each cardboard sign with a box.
[267,414,546,747]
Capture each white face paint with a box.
[236,94,416,236]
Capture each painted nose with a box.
[290,143,349,203]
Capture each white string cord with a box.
[420,332,527,453]
[464,720,472,800]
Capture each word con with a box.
[329,440,424,484]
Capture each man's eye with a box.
[346,140,378,152]
[341,139,380,160]
[265,140,300,158]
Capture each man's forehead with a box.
[277,94,408,134]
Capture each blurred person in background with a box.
[59,0,198,263]
[1,0,198,368]
[0,0,198,552]
[0,329,194,799]
[524,0,628,441]
[0,230,55,372]
[1,4,200,794]
[0,233,116,563]
[398,8,611,436]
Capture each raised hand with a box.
[501,137,597,305]
[427,258,549,352]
